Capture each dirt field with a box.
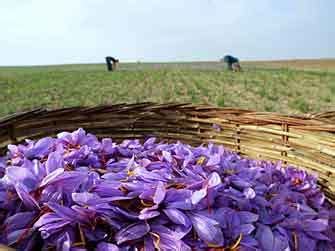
[0,59,334,117]
[244,59,335,72]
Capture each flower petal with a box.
[189,213,224,246]
[6,166,38,191]
[45,152,64,174]
[96,242,120,251]
[15,183,40,210]
[207,172,221,188]
[153,181,166,204]
[191,188,207,205]
[238,211,259,223]
[115,222,150,245]
[40,168,64,187]
[163,208,190,226]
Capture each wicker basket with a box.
[0,103,334,204]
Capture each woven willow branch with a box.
[0,103,334,203]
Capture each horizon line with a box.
[0,57,334,68]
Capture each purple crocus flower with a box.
[114,222,150,245]
[188,212,224,247]
[285,167,318,192]
[0,128,334,250]
[255,224,289,251]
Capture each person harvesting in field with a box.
[105,56,119,71]
[222,55,242,72]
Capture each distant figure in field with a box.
[105,56,119,71]
[222,55,242,72]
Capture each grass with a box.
[0,61,334,117]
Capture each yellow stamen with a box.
[292,178,302,186]
[127,170,136,176]
[197,156,206,165]
[72,242,85,247]
[119,185,128,193]
[78,224,86,247]
[293,232,298,251]
[141,199,154,207]
[166,183,186,189]
[96,168,108,174]
[150,232,161,251]
[224,169,235,175]
[230,233,243,250]
[207,243,222,248]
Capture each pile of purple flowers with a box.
[0,128,334,251]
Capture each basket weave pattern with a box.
[0,103,334,203]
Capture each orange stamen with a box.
[293,232,299,251]
[150,232,161,251]
[230,234,243,250]
[78,224,86,247]
[292,178,302,186]
[197,156,206,165]
[141,199,154,207]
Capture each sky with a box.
[0,0,334,65]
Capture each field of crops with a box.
[0,60,334,117]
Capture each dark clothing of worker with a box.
[105,57,119,71]
[223,55,239,71]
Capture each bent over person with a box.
[223,55,242,72]
[105,56,119,71]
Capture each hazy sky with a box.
[0,0,334,65]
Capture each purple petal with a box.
[230,176,252,189]
[139,206,160,220]
[172,224,193,240]
[296,232,316,251]
[207,172,221,188]
[235,224,255,236]
[165,189,193,210]
[47,202,83,222]
[39,220,71,239]
[34,213,63,228]
[306,231,330,241]
[7,228,34,246]
[40,168,64,187]
[45,152,64,174]
[243,187,256,199]
[72,128,86,145]
[56,232,71,251]
[256,225,289,251]
[72,192,100,206]
[25,137,54,158]
[238,211,259,223]
[96,242,120,251]
[101,138,116,154]
[6,166,38,191]
[102,172,128,181]
[191,188,207,205]
[144,236,156,251]
[162,150,173,163]
[151,225,192,251]
[4,211,37,232]
[256,225,274,251]
[163,208,190,226]
[41,170,87,191]
[153,181,166,204]
[15,183,40,210]
[302,219,328,232]
[206,154,221,166]
[189,213,224,246]
[115,222,150,245]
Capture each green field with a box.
[0,61,335,117]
